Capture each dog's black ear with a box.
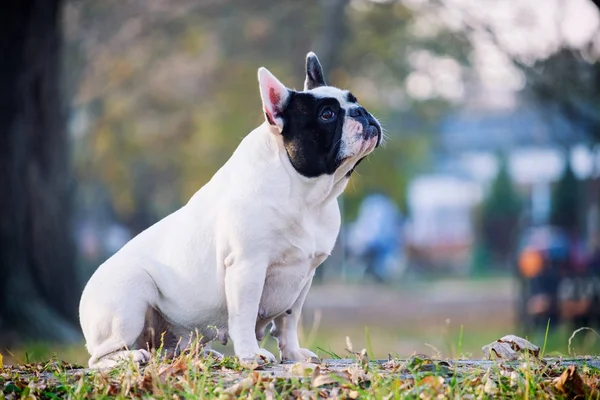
[304,52,326,90]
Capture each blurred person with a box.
[347,192,403,283]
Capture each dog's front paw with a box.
[281,347,319,363]
[238,348,277,369]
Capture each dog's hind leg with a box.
[136,307,180,359]
[80,266,158,369]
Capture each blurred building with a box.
[405,96,599,273]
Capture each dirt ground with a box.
[305,278,516,324]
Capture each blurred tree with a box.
[452,0,600,145]
[524,50,600,145]
[65,0,472,237]
[314,0,349,76]
[0,0,80,345]
[550,160,581,234]
[455,0,600,253]
[480,155,523,268]
[522,45,599,236]
[506,2,600,241]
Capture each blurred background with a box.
[2,0,600,364]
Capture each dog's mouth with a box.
[365,124,381,146]
[362,114,382,147]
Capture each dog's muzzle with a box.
[348,106,382,147]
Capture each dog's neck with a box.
[256,122,351,207]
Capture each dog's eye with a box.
[320,107,335,121]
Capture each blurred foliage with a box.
[64,0,471,230]
[523,48,600,146]
[550,161,581,234]
[479,155,523,267]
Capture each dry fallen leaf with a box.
[482,335,540,360]
[346,336,354,352]
[553,365,588,398]
[346,363,371,385]
[311,365,351,388]
[509,370,524,387]
[158,357,187,380]
[312,371,351,388]
[357,348,369,368]
[483,379,498,395]
[482,340,518,360]
[137,369,155,392]
[382,355,402,372]
[264,380,276,400]
[219,372,260,398]
[467,376,481,387]
[289,362,318,376]
[498,335,540,357]
[419,375,444,390]
[482,368,498,395]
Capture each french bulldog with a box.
[79,52,382,368]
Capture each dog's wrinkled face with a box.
[258,52,381,178]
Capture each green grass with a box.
[1,327,599,399]
[4,320,600,365]
[1,346,599,399]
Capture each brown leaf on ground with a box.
[382,354,403,372]
[482,335,540,360]
[158,357,188,380]
[137,368,155,392]
[312,371,351,388]
[311,365,351,388]
[264,380,276,400]
[481,368,498,396]
[346,364,371,385]
[289,361,319,376]
[345,347,369,369]
[218,372,260,398]
[553,365,588,399]
[498,335,540,357]
[419,375,444,390]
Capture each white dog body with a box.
[79,53,381,368]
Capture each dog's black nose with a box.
[348,107,366,118]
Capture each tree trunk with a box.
[0,0,81,346]
[315,0,350,79]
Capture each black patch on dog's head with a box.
[346,92,357,103]
[280,92,345,178]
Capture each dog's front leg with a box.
[225,257,277,367]
[271,276,319,362]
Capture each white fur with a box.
[310,86,354,107]
[79,79,377,368]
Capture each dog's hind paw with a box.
[281,347,319,363]
[202,348,224,360]
[90,349,151,369]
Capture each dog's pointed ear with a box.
[304,52,326,90]
[258,67,289,130]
